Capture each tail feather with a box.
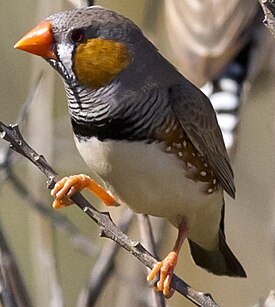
[188,231,246,277]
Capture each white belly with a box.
[75,136,224,249]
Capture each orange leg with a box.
[51,174,120,209]
[147,221,187,298]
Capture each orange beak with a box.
[14,20,57,60]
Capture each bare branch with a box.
[0,223,32,307]
[137,214,166,307]
[0,122,220,307]
[77,210,133,307]
[0,72,45,172]
[16,72,44,127]
[259,0,275,37]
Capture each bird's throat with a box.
[73,38,131,89]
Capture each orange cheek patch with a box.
[73,38,131,89]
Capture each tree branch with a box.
[259,0,275,37]
[0,122,220,307]
[137,214,166,307]
[0,223,32,307]
[77,210,133,307]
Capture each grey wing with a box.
[170,83,235,198]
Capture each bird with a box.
[163,0,262,153]
[14,6,246,297]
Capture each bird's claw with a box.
[147,251,177,298]
[51,174,119,209]
[51,174,89,209]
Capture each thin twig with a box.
[77,210,133,307]
[0,122,220,307]
[0,223,32,307]
[0,72,44,172]
[137,214,166,307]
[259,0,275,37]
[137,215,159,258]
[16,72,44,127]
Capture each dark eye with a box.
[70,29,85,43]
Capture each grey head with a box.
[45,6,166,89]
[47,6,144,45]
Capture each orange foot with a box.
[51,174,120,209]
[147,251,178,298]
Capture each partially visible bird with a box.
[164,0,259,87]
[163,0,265,152]
[14,6,246,297]
[200,58,246,150]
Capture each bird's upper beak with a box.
[14,20,57,60]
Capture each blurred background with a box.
[0,1,274,306]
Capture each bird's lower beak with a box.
[14,20,57,60]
